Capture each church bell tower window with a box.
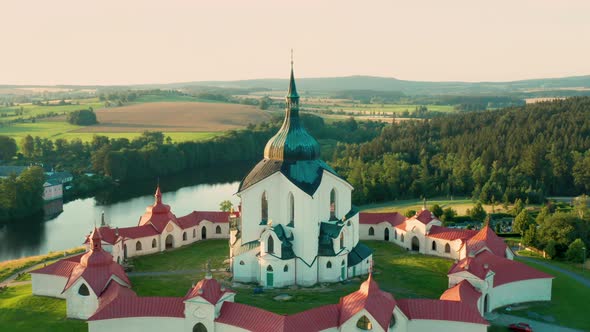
[261,191,268,223]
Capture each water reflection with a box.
[0,164,251,262]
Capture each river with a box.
[0,164,251,262]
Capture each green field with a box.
[0,121,221,143]
[0,98,104,123]
[133,94,226,104]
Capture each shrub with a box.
[67,109,98,125]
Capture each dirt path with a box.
[516,255,590,288]
[0,252,82,287]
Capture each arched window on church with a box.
[401,234,405,242]
[183,232,187,241]
[368,227,374,236]
[394,230,398,240]
[283,265,288,272]
[356,315,373,330]
[327,261,332,269]
[152,238,157,248]
[136,241,142,251]
[193,323,207,332]
[330,188,337,220]
[288,192,295,226]
[432,241,437,251]
[261,191,268,222]
[445,243,451,253]
[216,225,222,234]
[193,229,196,238]
[78,283,90,296]
[267,236,274,254]
[340,232,344,249]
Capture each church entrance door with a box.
[411,236,420,251]
[201,226,207,240]
[384,228,390,241]
[165,235,174,249]
[341,265,346,280]
[267,272,273,287]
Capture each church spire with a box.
[262,52,320,161]
[154,184,162,204]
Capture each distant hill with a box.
[3,75,590,96]
[165,75,590,95]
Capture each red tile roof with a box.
[216,301,286,331]
[30,254,83,277]
[409,209,438,225]
[465,226,508,257]
[88,281,183,321]
[359,212,406,226]
[427,225,478,241]
[117,225,160,239]
[138,186,180,232]
[177,211,230,229]
[285,304,339,332]
[439,280,481,309]
[63,228,131,296]
[338,274,396,331]
[397,299,488,325]
[449,251,553,286]
[184,275,234,304]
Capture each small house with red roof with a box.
[448,250,553,314]
[86,186,236,264]
[31,228,131,319]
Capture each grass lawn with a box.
[0,247,84,282]
[360,197,514,215]
[508,258,590,331]
[128,240,453,315]
[0,284,86,332]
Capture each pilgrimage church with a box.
[229,61,371,287]
[29,62,554,332]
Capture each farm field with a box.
[0,121,221,143]
[359,197,520,215]
[78,101,269,132]
[0,98,103,123]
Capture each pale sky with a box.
[1,0,589,85]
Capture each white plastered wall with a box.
[88,317,184,332]
[406,319,487,332]
[65,278,99,319]
[31,274,68,298]
[488,278,552,311]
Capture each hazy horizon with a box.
[2,0,590,85]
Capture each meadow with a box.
[359,197,523,215]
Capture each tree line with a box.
[330,97,590,205]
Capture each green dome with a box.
[263,67,320,161]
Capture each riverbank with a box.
[0,247,84,283]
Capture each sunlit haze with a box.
[2,0,590,85]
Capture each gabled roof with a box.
[271,224,295,259]
[184,276,234,304]
[465,225,508,257]
[448,250,553,286]
[177,211,230,229]
[137,185,179,232]
[397,299,488,325]
[88,281,184,321]
[439,280,481,309]
[339,274,396,331]
[63,228,131,296]
[408,209,438,225]
[427,225,478,241]
[359,212,406,226]
[318,221,346,256]
[347,242,373,267]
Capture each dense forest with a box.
[331,97,590,204]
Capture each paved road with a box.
[516,255,590,288]
[488,313,583,332]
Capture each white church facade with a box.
[229,64,371,287]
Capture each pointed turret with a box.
[154,184,162,204]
